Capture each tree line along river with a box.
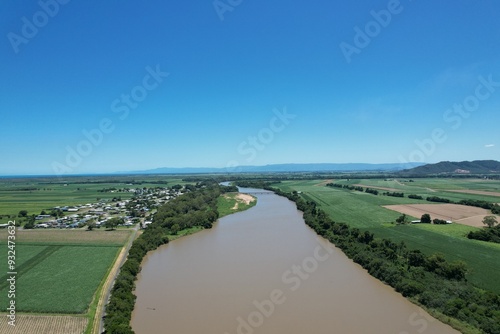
[131,188,458,334]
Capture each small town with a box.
[14,186,187,230]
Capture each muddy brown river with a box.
[131,188,459,334]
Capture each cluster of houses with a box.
[30,186,185,229]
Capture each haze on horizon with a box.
[1,1,499,175]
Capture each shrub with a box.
[408,194,423,200]
[396,280,424,297]
[426,196,451,203]
[365,188,379,195]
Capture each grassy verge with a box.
[167,226,205,241]
[84,246,124,334]
[407,298,483,334]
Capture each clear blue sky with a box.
[1,0,499,175]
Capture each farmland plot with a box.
[383,203,499,227]
[0,315,87,334]
[0,244,120,313]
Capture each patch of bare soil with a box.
[315,179,334,186]
[226,193,256,210]
[0,315,88,334]
[383,203,499,227]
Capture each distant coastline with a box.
[0,162,425,178]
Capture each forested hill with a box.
[401,160,500,175]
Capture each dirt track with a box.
[95,224,140,334]
[445,189,500,197]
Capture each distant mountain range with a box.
[120,162,425,174]
[400,160,500,175]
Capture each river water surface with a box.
[131,188,459,334]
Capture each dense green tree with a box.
[467,224,500,243]
[365,188,379,195]
[396,279,424,297]
[426,196,451,203]
[51,208,64,218]
[483,215,498,228]
[24,215,36,229]
[425,253,447,273]
[105,217,123,230]
[445,261,467,280]
[24,221,35,229]
[170,224,180,235]
[87,221,96,231]
[396,214,408,225]
[408,194,423,200]
[421,213,432,224]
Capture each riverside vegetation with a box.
[104,177,500,334]
[103,183,239,334]
[236,180,500,334]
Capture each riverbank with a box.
[104,186,221,333]
[104,185,258,333]
[92,224,140,334]
[131,187,459,334]
[166,192,257,242]
[266,184,499,334]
